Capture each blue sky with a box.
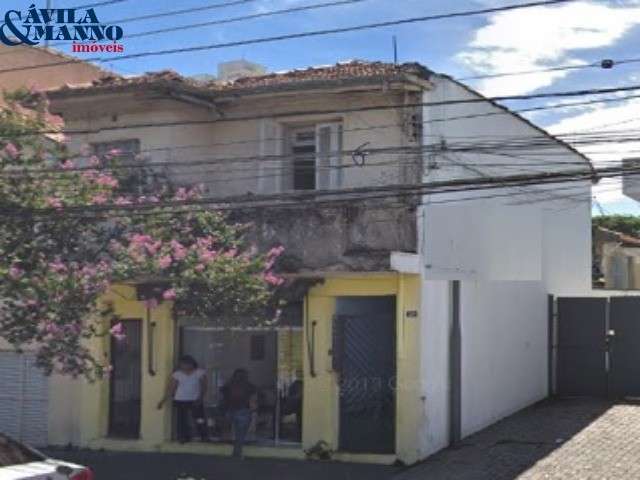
[44,0,640,215]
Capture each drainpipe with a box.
[449,280,461,447]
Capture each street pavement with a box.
[46,398,640,480]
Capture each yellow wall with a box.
[69,275,422,464]
[302,273,422,464]
[77,284,175,447]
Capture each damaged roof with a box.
[595,227,640,248]
[46,60,433,98]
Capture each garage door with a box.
[0,351,49,446]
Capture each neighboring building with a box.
[622,157,640,201]
[217,59,267,82]
[0,44,110,94]
[593,226,640,289]
[34,60,592,464]
[0,46,110,447]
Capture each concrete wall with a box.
[417,279,451,457]
[459,280,547,437]
[231,197,417,273]
[417,77,592,454]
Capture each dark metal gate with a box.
[555,296,640,398]
[609,297,640,397]
[109,319,142,438]
[556,297,607,397]
[334,296,396,454]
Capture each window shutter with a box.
[259,119,284,194]
[316,123,343,190]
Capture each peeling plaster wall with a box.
[232,198,417,273]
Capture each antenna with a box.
[392,35,398,65]
[45,0,52,47]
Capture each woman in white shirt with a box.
[157,355,208,443]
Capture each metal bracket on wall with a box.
[147,307,156,377]
[305,297,317,378]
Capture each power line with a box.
[110,0,261,25]
[5,83,640,140]
[69,0,128,9]
[5,125,640,187]
[0,0,574,75]
[0,162,611,217]
[10,90,635,160]
[46,0,369,46]
[457,57,640,81]
[2,132,628,178]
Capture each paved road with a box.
[46,398,640,480]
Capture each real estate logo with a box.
[0,3,124,52]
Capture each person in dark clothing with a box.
[221,368,257,458]
[157,355,208,443]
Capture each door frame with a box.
[334,295,397,454]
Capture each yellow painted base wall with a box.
[74,284,175,447]
[61,274,422,464]
[302,273,423,465]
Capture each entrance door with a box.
[335,296,396,454]
[109,319,142,438]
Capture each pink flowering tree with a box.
[0,90,284,379]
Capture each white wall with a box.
[459,280,547,436]
[418,279,451,457]
[417,76,592,454]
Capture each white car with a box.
[0,434,93,480]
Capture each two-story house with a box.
[38,60,592,465]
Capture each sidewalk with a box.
[44,448,400,480]
[397,398,633,480]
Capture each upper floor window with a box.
[91,139,140,163]
[289,127,316,190]
[259,120,343,194]
[92,139,153,194]
[287,122,343,192]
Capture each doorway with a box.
[335,296,396,454]
[108,319,142,438]
[180,327,303,444]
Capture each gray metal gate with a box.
[0,351,49,446]
[556,297,608,397]
[609,297,640,397]
[555,296,640,398]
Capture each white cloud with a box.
[546,95,640,204]
[458,1,640,96]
